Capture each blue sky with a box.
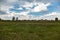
[0,0,60,20]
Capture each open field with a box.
[0,21,60,40]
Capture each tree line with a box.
[0,17,59,21]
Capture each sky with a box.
[0,0,60,20]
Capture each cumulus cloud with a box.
[0,0,51,13]
[0,0,51,20]
[20,2,51,12]
[0,0,60,20]
[0,5,13,13]
[31,3,51,12]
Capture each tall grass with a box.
[0,21,60,40]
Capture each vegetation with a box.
[0,20,60,40]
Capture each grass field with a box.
[0,21,60,40]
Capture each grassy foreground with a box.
[0,21,60,40]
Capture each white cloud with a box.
[18,7,23,10]
[21,2,34,10]
[0,4,13,13]
[6,0,17,3]
[31,3,51,12]
[39,12,60,20]
[0,0,51,13]
[20,11,29,16]
[7,11,29,17]
[44,12,57,16]
[20,2,51,12]
[0,11,29,20]
[0,0,53,20]
[0,12,60,20]
[45,3,51,6]
[22,2,33,8]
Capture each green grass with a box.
[0,21,60,40]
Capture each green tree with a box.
[55,17,58,21]
[16,17,18,21]
[12,16,15,21]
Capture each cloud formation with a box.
[0,0,60,20]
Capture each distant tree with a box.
[0,18,1,21]
[12,16,15,21]
[16,17,18,21]
[55,17,58,21]
[41,19,43,20]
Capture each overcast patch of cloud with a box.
[0,10,7,14]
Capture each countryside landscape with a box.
[0,0,60,40]
[0,18,60,40]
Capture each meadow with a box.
[0,20,60,40]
